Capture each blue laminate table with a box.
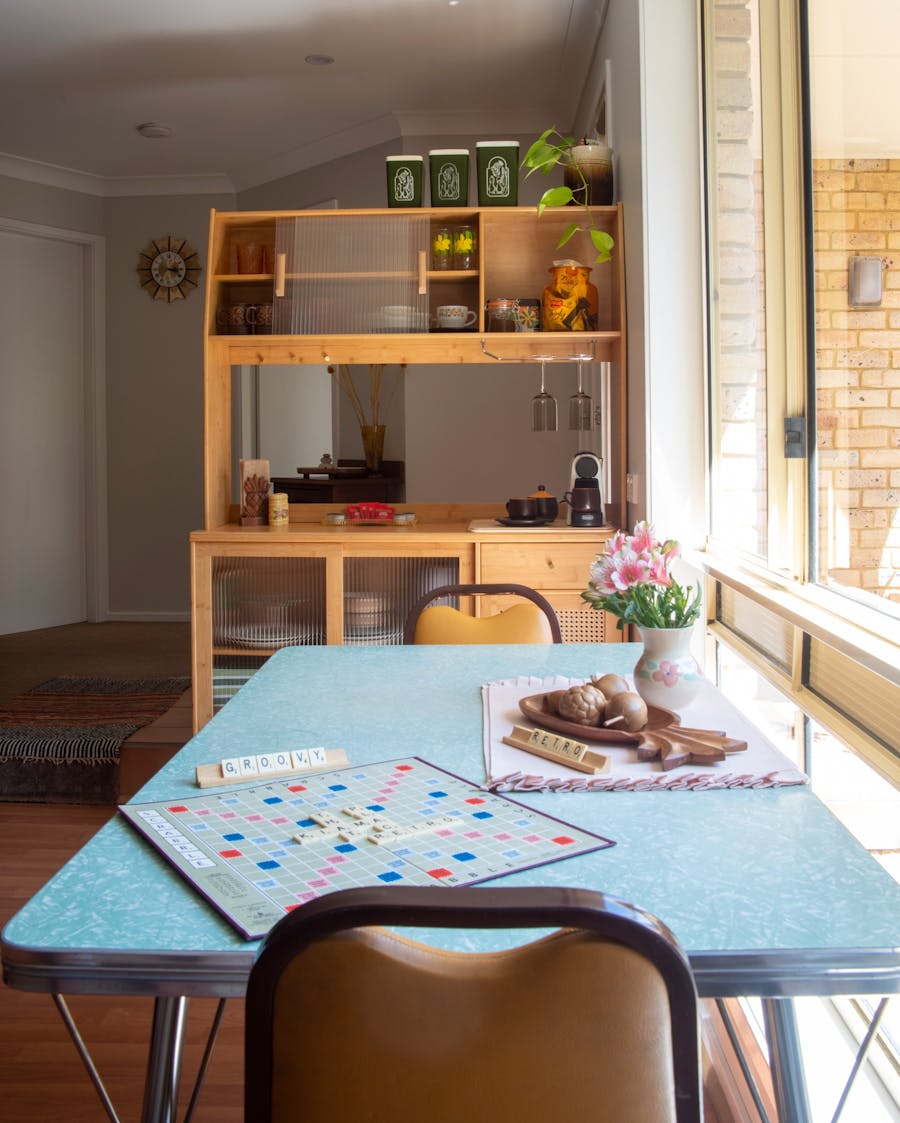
[4,644,900,1123]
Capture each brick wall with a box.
[813,158,900,602]
[711,0,769,557]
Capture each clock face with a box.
[151,251,187,287]
[137,235,201,302]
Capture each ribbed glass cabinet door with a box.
[273,213,429,335]
[343,556,460,644]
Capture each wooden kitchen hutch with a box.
[191,205,627,729]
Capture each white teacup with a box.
[378,305,423,330]
[435,304,477,330]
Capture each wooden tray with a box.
[518,692,678,745]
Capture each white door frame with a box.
[0,216,108,622]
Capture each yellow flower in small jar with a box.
[452,225,476,269]
[432,227,452,269]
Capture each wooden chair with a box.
[244,885,702,1123]
[402,582,563,644]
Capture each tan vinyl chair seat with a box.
[245,886,702,1123]
[403,582,562,645]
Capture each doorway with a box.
[0,219,106,634]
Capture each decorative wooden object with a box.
[502,724,610,775]
[240,458,270,526]
[635,727,748,771]
[195,747,348,788]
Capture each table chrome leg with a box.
[141,996,188,1123]
[52,993,122,1123]
[762,997,813,1123]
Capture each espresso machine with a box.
[565,451,604,527]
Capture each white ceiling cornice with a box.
[0,151,234,198]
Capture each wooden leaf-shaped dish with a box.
[518,692,679,746]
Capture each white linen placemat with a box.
[482,675,808,791]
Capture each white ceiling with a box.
[0,0,606,195]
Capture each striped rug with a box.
[0,677,192,803]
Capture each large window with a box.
[702,0,900,787]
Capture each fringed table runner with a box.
[483,675,808,792]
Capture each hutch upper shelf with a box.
[204,204,625,367]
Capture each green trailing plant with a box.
[522,127,615,264]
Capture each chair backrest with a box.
[245,885,702,1123]
[403,582,562,644]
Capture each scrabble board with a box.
[119,757,614,939]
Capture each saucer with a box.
[495,517,554,528]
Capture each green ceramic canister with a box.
[386,155,424,207]
[476,141,519,206]
[429,149,469,206]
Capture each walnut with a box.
[604,691,649,732]
[590,673,630,700]
[558,683,607,725]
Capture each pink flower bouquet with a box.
[581,521,702,631]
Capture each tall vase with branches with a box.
[328,363,404,472]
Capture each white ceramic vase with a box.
[632,625,702,712]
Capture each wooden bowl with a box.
[518,691,679,746]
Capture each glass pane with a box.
[705,0,769,557]
[807,1,900,611]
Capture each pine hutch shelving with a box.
[190,205,627,729]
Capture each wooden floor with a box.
[0,622,764,1122]
[0,803,246,1122]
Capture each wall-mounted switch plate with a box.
[625,473,639,503]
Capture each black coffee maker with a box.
[565,451,604,527]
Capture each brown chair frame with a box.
[244,885,702,1123]
[402,582,563,644]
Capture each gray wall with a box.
[0,177,234,621]
[102,192,233,616]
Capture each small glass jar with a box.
[452,225,477,270]
[431,226,453,270]
[268,493,289,528]
[485,298,519,332]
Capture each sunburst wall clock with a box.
[137,235,202,302]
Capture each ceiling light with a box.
[136,123,173,139]
[304,54,334,66]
